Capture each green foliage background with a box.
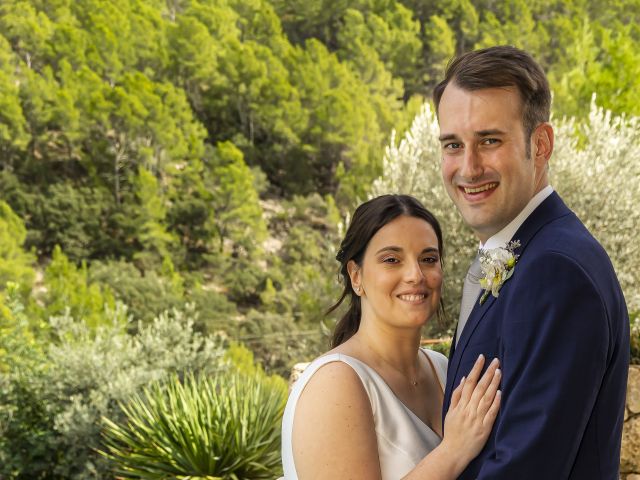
[0,0,639,477]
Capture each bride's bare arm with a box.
[292,355,500,480]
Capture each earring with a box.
[354,286,361,294]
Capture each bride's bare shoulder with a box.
[296,336,374,420]
[292,358,381,479]
[297,357,367,409]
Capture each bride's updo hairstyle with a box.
[328,194,444,348]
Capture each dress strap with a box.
[420,349,445,393]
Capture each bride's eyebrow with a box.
[374,246,439,255]
[375,246,402,255]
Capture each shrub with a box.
[24,183,113,261]
[0,283,42,373]
[0,200,35,299]
[183,276,239,334]
[371,100,640,335]
[101,371,287,479]
[214,254,268,306]
[227,194,344,375]
[550,99,640,313]
[237,309,328,377]
[0,304,224,479]
[42,246,117,330]
[262,194,342,323]
[89,260,185,324]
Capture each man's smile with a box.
[462,182,498,194]
[458,182,499,202]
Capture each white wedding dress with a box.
[280,348,448,479]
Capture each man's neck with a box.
[480,185,554,250]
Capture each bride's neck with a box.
[352,319,422,375]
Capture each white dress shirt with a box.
[481,185,554,250]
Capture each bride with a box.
[281,194,501,479]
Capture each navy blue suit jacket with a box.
[443,192,629,479]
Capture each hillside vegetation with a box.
[1,1,639,476]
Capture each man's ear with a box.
[347,260,362,294]
[533,122,554,169]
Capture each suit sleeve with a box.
[477,251,610,479]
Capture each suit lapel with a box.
[445,192,573,398]
[445,290,499,396]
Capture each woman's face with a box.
[348,215,443,330]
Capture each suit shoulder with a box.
[535,211,610,261]
[520,214,617,288]
[513,249,601,299]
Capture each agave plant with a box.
[101,371,287,479]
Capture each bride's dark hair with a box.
[327,194,445,348]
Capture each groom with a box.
[435,46,629,478]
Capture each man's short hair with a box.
[432,45,551,141]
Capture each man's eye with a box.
[444,142,462,150]
[482,138,499,145]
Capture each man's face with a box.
[438,83,548,242]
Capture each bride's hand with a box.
[441,354,501,467]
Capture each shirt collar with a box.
[481,185,554,250]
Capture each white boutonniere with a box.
[478,240,521,305]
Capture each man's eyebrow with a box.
[475,129,506,136]
[438,129,506,142]
[438,133,457,142]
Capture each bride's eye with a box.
[421,256,439,264]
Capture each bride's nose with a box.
[404,260,425,283]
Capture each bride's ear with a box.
[347,260,362,294]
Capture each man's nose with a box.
[458,147,483,181]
